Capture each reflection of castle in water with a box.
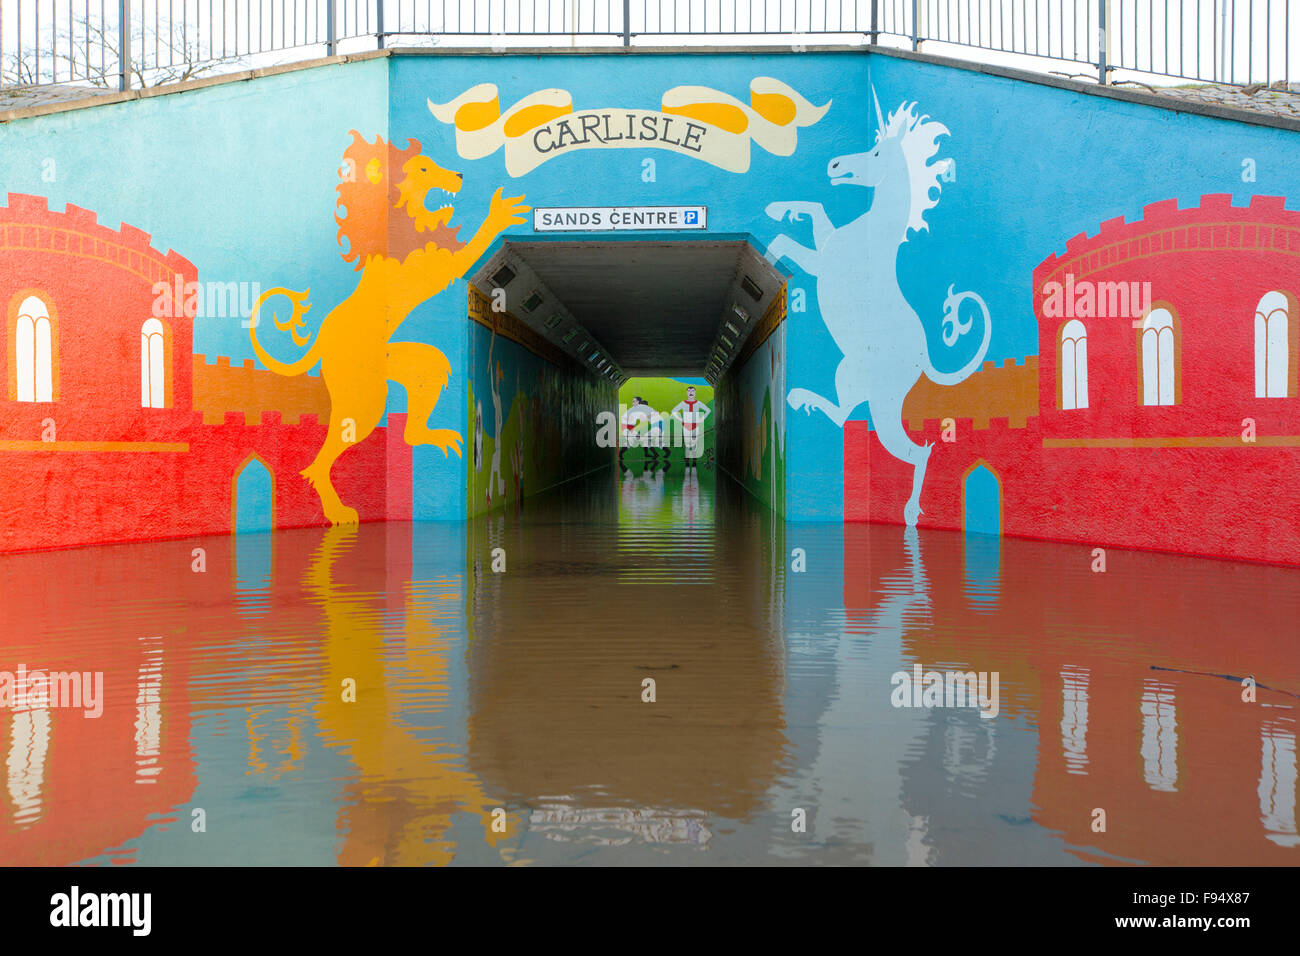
[837,525,1300,864]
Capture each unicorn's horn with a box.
[871,86,886,136]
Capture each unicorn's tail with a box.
[923,285,991,387]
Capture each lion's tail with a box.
[248,287,321,376]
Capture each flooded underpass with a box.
[2,462,1296,866]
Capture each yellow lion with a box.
[249,131,528,525]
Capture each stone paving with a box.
[1114,79,1300,120]
[0,83,116,113]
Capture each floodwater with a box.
[1,457,1297,866]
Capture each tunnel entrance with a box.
[465,238,789,520]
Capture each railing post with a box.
[119,0,130,91]
[1098,0,1110,84]
[623,0,631,46]
[870,0,878,43]
[377,0,385,50]
[911,0,920,50]
[327,0,337,57]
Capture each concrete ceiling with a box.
[470,239,785,381]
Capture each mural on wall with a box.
[0,192,413,553]
[428,78,831,177]
[617,378,715,467]
[620,396,667,458]
[717,292,786,513]
[5,49,1298,566]
[671,386,712,465]
[249,131,529,525]
[481,328,507,506]
[766,93,991,526]
[849,192,1300,565]
[467,288,612,517]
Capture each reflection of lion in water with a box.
[249,131,528,525]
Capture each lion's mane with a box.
[334,130,466,270]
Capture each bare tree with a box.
[3,9,242,91]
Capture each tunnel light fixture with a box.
[575,339,588,353]
[521,290,544,313]
[545,313,564,329]
[562,329,578,344]
[491,264,516,288]
[724,320,740,336]
[741,274,763,302]
[733,303,750,323]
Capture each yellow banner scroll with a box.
[427,78,830,177]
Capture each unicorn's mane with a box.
[874,102,951,237]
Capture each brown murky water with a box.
[0,459,1297,865]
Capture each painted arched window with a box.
[141,318,167,408]
[1060,319,1088,410]
[1255,291,1290,398]
[1141,308,1176,406]
[15,295,53,403]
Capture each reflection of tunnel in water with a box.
[466,467,787,841]
[616,459,715,584]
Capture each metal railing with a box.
[882,0,1296,86]
[1,2,1295,94]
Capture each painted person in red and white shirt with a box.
[671,386,711,465]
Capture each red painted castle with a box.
[0,194,412,553]
[848,193,1300,566]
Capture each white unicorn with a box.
[765,92,991,526]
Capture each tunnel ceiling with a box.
[470,239,785,383]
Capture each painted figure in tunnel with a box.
[486,331,507,507]
[645,406,665,458]
[474,400,484,472]
[621,397,661,460]
[764,92,991,526]
[671,386,711,466]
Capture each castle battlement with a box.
[904,355,1039,432]
[207,410,324,428]
[192,354,328,425]
[1034,194,1300,289]
[0,192,196,284]
[903,414,1042,438]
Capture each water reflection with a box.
[0,465,1295,865]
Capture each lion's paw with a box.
[326,504,360,527]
